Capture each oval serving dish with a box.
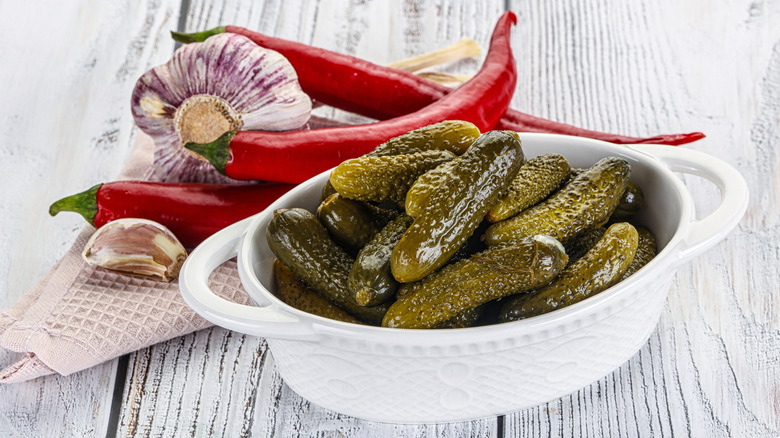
[179,133,748,423]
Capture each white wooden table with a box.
[1,1,778,436]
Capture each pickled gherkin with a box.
[330,150,455,204]
[610,179,645,221]
[370,120,480,157]
[316,193,382,251]
[348,214,414,307]
[620,226,656,279]
[486,154,571,223]
[498,222,638,322]
[391,131,524,283]
[484,156,631,246]
[265,208,388,325]
[382,235,568,329]
[273,260,363,324]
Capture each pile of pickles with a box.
[265,121,657,329]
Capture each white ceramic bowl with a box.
[179,134,748,423]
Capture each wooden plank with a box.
[503,0,780,436]
[114,0,505,436]
[0,0,181,436]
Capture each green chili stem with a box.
[170,26,227,44]
[184,131,235,176]
[49,184,102,225]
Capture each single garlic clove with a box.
[82,218,188,282]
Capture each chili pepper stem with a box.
[184,131,235,175]
[170,26,226,44]
[49,184,102,224]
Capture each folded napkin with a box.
[0,132,252,383]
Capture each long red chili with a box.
[184,12,518,183]
[173,17,703,146]
[49,181,294,247]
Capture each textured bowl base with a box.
[266,280,669,424]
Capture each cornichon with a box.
[610,179,645,221]
[436,305,485,329]
[620,226,656,279]
[348,214,414,307]
[316,193,382,251]
[498,222,638,322]
[370,120,480,157]
[320,120,480,201]
[392,131,524,283]
[265,208,388,325]
[330,149,456,204]
[483,156,631,246]
[383,235,568,329]
[564,226,606,264]
[486,153,571,223]
[273,260,363,324]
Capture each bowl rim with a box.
[233,133,694,346]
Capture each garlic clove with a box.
[82,218,188,282]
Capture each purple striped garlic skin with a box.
[131,33,312,183]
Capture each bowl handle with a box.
[628,144,749,263]
[179,217,321,341]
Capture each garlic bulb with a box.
[131,33,312,183]
[83,218,188,282]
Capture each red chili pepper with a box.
[173,17,703,146]
[49,181,294,247]
[183,12,518,183]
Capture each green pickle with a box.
[383,235,569,329]
[265,208,388,325]
[348,214,414,307]
[499,222,639,322]
[486,153,571,223]
[273,260,363,324]
[564,226,606,264]
[370,120,480,157]
[316,193,382,251]
[610,179,645,221]
[392,131,524,283]
[330,150,455,204]
[483,156,631,246]
[620,226,656,279]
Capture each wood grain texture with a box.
[504,0,780,436]
[0,0,181,436]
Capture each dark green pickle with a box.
[391,131,525,283]
[348,214,414,307]
[484,156,631,246]
[370,120,480,157]
[265,208,388,325]
[330,150,456,204]
[273,260,363,324]
[499,222,638,322]
[383,235,568,329]
[564,226,606,264]
[610,179,645,221]
[316,193,382,251]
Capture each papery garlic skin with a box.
[83,218,188,282]
[131,33,312,183]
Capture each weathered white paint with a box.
[1,0,778,436]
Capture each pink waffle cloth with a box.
[0,132,253,383]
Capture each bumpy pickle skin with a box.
[370,120,481,157]
[564,226,606,265]
[348,214,414,307]
[391,131,525,283]
[265,208,388,325]
[483,156,631,246]
[498,222,638,322]
[316,193,381,251]
[273,260,363,324]
[620,226,656,279]
[486,153,571,223]
[382,235,568,329]
[330,149,456,204]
